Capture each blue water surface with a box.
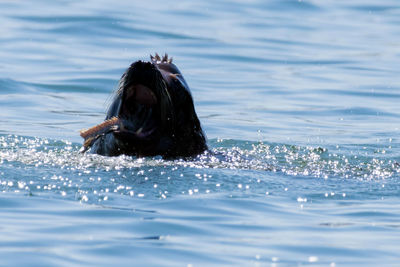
[1,0,400,266]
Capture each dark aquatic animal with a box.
[80,54,207,158]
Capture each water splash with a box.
[0,135,399,205]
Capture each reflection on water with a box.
[1,0,400,266]
[1,135,398,204]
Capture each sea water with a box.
[1,0,400,266]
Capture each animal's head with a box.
[103,54,207,158]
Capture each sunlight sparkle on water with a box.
[0,135,399,204]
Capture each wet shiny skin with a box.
[1,0,400,266]
[88,57,207,158]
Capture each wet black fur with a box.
[87,54,207,158]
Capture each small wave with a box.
[0,133,397,214]
[1,135,398,179]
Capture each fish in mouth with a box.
[80,54,207,158]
